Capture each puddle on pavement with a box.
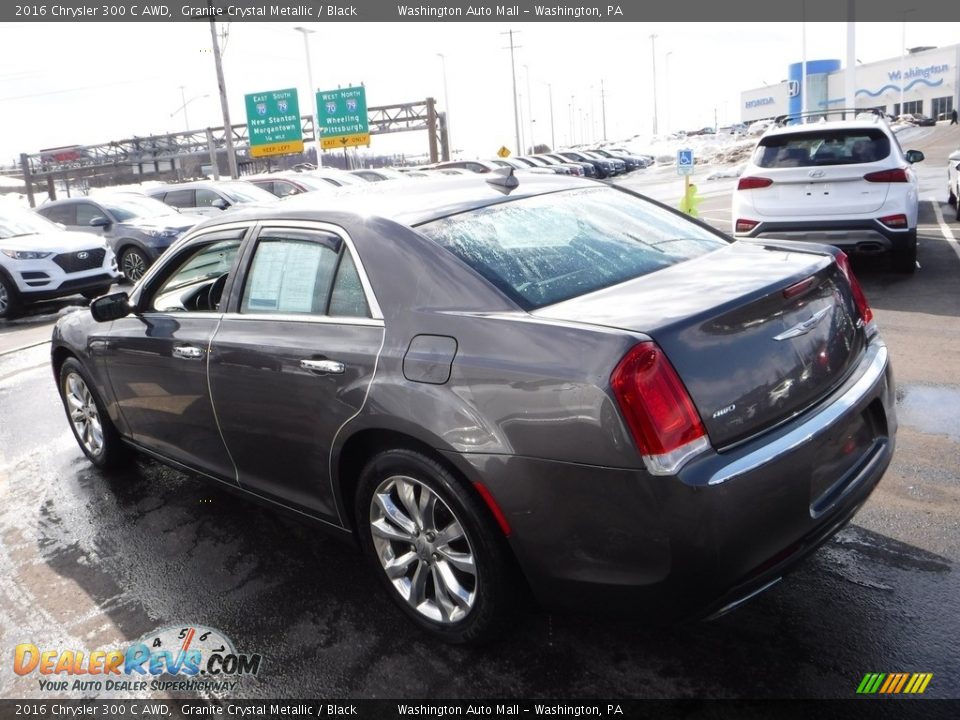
[897,384,960,442]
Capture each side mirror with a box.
[905,150,924,164]
[212,198,230,210]
[90,292,131,322]
[89,216,111,228]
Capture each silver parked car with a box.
[146,180,276,218]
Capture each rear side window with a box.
[40,204,75,225]
[163,190,195,209]
[753,128,891,167]
[418,187,726,310]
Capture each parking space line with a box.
[930,201,960,262]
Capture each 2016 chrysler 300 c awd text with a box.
[52,173,896,643]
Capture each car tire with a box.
[956,196,960,222]
[0,272,22,320]
[120,247,150,283]
[949,187,957,207]
[58,357,130,470]
[81,286,112,301]
[892,233,918,275]
[355,448,518,644]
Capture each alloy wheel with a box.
[122,250,147,282]
[369,475,478,624]
[63,372,104,457]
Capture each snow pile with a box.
[616,132,756,169]
[0,175,24,189]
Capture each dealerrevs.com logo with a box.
[13,625,263,694]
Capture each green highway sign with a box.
[244,88,304,158]
[317,86,370,149]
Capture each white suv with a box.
[0,203,119,320]
[947,149,960,221]
[733,112,924,274]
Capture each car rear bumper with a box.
[446,339,895,618]
[738,218,915,253]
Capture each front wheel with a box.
[355,449,518,644]
[0,273,22,320]
[58,358,129,470]
[120,247,150,283]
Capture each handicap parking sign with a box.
[677,148,694,176]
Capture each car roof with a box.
[763,119,890,137]
[195,173,598,228]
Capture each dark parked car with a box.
[36,195,203,282]
[52,174,895,643]
[535,153,597,178]
[514,155,584,176]
[590,148,650,171]
[557,150,617,178]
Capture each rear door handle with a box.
[173,345,204,360]
[300,359,345,374]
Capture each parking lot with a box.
[1,125,959,702]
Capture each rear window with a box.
[418,187,727,310]
[753,128,891,167]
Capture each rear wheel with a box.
[355,449,517,644]
[956,195,960,222]
[891,233,918,275]
[949,186,957,207]
[120,247,149,282]
[58,358,129,470]
[0,273,22,320]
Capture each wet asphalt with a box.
[2,157,960,704]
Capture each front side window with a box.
[150,239,241,313]
[163,190,195,209]
[75,203,104,226]
[754,128,892,167]
[418,187,726,311]
[196,188,224,208]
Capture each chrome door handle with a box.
[173,345,204,360]
[300,359,344,374]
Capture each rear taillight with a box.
[834,251,876,335]
[737,176,774,191]
[736,218,759,233]
[863,168,909,183]
[878,213,908,228]
[611,342,710,475]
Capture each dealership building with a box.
[741,43,959,122]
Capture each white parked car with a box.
[732,114,924,274]
[0,203,119,319]
[947,149,960,220]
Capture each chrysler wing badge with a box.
[773,306,832,341]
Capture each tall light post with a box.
[524,64,534,152]
[209,18,238,179]
[664,52,673,133]
[294,26,323,168]
[547,82,556,150]
[171,87,209,132]
[436,53,451,152]
[502,29,522,154]
[650,33,659,136]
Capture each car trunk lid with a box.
[535,241,867,448]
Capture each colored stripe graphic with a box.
[857,672,932,694]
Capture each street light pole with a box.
[437,53,451,153]
[547,82,556,150]
[295,26,323,168]
[171,88,209,133]
[209,18,238,179]
[502,29,522,154]
[524,64,534,152]
[650,33,659,136]
[664,51,672,133]
[600,79,608,141]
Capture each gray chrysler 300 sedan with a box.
[51,173,896,643]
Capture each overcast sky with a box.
[0,21,958,165]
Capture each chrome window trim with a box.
[251,220,383,320]
[222,312,384,328]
